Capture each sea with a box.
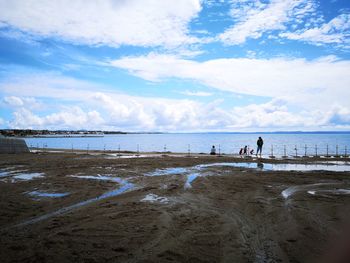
[24,132,350,157]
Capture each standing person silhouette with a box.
[210,145,216,155]
[256,137,263,157]
[243,145,248,155]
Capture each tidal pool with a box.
[196,162,350,172]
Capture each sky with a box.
[0,0,350,132]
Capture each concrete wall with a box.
[0,137,30,154]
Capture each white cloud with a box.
[0,0,202,47]
[8,95,350,131]
[3,96,23,107]
[179,90,213,97]
[322,106,350,125]
[280,14,350,47]
[0,72,112,100]
[109,53,350,110]
[2,71,350,131]
[9,107,104,130]
[230,99,316,128]
[219,0,316,45]
[2,96,42,109]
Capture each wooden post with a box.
[270,144,275,158]
[336,145,339,157]
[315,144,318,157]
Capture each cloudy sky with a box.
[0,0,349,132]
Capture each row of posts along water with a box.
[28,143,350,158]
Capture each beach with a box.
[1,152,350,262]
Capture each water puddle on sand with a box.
[105,154,149,159]
[28,191,70,198]
[70,174,127,184]
[307,189,350,196]
[184,173,202,189]
[141,193,169,204]
[281,183,350,199]
[145,161,350,190]
[0,171,10,178]
[146,167,190,177]
[12,173,45,181]
[10,176,135,228]
[265,163,350,172]
[1,173,45,183]
[0,166,28,178]
[0,166,45,182]
[197,162,350,172]
[147,161,350,190]
[146,167,205,188]
[145,162,350,190]
[281,183,336,199]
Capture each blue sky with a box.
[0,0,349,132]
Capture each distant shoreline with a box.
[1,130,350,138]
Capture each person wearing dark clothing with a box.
[210,145,216,155]
[256,137,263,156]
[243,145,248,155]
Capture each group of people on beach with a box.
[210,137,263,157]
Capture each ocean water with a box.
[24,133,350,157]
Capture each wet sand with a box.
[1,152,350,262]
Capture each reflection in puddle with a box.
[141,193,169,204]
[13,176,135,228]
[197,162,350,172]
[28,191,70,198]
[265,163,350,172]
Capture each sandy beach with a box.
[1,152,350,262]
